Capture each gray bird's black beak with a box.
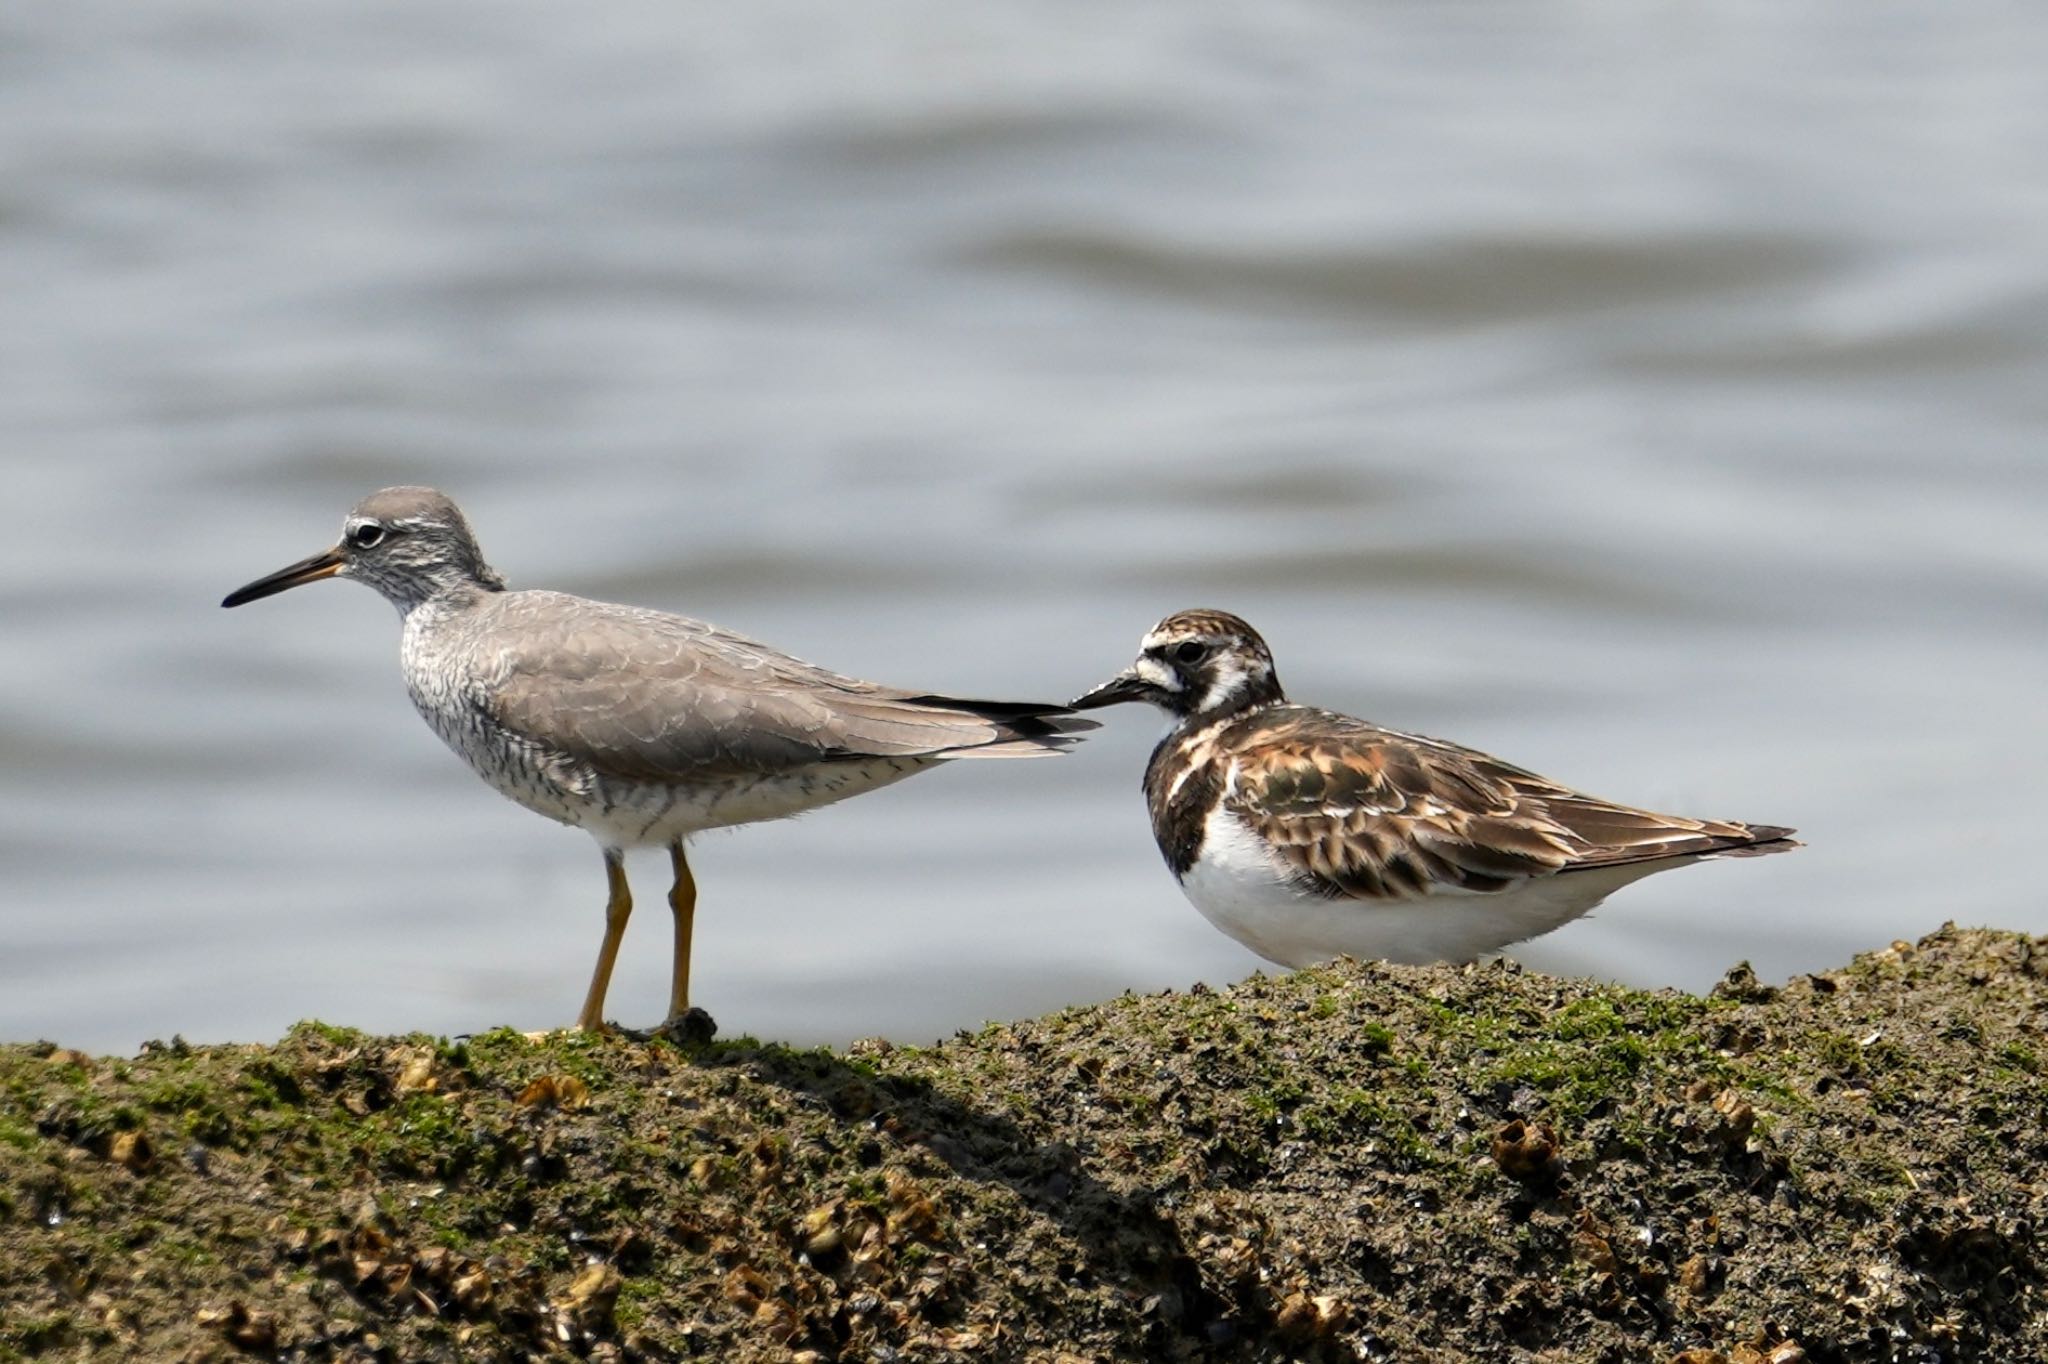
[1069,669,1153,710]
[221,545,346,607]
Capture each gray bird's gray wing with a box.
[468,592,1079,783]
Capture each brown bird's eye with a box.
[1174,641,1208,665]
[349,523,386,549]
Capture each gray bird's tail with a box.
[899,696,1098,758]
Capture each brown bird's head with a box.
[1072,608,1285,722]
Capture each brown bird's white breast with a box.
[1176,786,1692,969]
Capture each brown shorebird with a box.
[1072,609,1796,967]
[223,486,1090,1032]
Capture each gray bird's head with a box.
[221,486,507,615]
[1071,608,1285,722]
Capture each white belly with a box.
[571,759,933,847]
[1177,807,1671,968]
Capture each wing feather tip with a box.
[1713,824,1801,858]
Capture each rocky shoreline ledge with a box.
[2,925,2042,1362]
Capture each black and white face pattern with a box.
[1072,608,1285,722]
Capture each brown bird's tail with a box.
[1708,824,1802,858]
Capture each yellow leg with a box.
[666,842,697,1022]
[576,849,632,1032]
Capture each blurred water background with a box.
[3,2,2045,1053]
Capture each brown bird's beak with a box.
[221,545,346,608]
[1069,667,1154,710]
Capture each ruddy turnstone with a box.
[223,486,1093,1032]
[1071,608,1797,967]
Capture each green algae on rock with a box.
[2,925,2043,1362]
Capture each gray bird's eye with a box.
[349,523,386,549]
[1174,641,1208,665]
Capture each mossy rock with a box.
[1,924,2042,1362]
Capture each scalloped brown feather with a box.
[1194,705,1798,903]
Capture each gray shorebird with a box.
[223,486,1092,1032]
[1072,609,1797,968]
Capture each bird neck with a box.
[1169,697,1279,743]
[382,562,506,619]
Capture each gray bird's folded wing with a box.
[470,592,1082,784]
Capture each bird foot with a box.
[639,1007,717,1046]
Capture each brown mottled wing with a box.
[1222,707,1794,900]
[469,592,1084,784]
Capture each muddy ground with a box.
[2,924,2043,1363]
